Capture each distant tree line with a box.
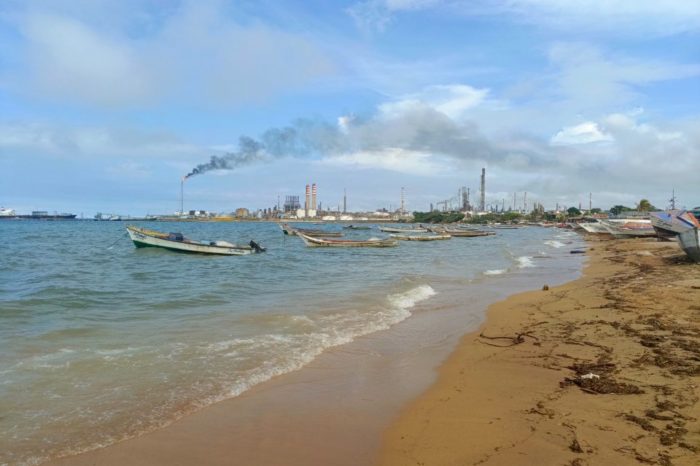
[411,198,659,224]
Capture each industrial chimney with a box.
[480,168,486,212]
[305,184,310,217]
[311,183,317,212]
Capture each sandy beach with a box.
[41,236,700,466]
[381,237,700,466]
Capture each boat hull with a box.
[126,226,256,255]
[390,234,452,241]
[379,227,428,233]
[678,228,700,263]
[298,232,397,248]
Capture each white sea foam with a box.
[516,256,535,268]
[544,240,565,248]
[484,269,506,276]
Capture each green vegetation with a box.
[609,205,634,216]
[637,199,657,212]
[567,207,581,216]
[412,211,465,223]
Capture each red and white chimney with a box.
[305,184,311,216]
[311,183,317,211]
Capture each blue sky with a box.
[1,0,699,215]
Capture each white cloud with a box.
[550,122,613,146]
[379,84,489,120]
[8,2,334,108]
[321,148,445,175]
[0,122,202,159]
[349,0,700,36]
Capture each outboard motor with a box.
[249,240,266,253]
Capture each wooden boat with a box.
[280,224,343,237]
[429,227,494,237]
[126,226,265,255]
[650,210,700,241]
[600,219,655,238]
[678,227,700,262]
[379,226,428,233]
[297,232,398,248]
[343,225,371,230]
[390,234,452,241]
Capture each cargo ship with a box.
[16,210,77,220]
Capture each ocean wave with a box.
[544,240,565,248]
[516,256,535,268]
[483,269,506,276]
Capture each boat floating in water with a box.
[379,226,428,233]
[297,232,398,248]
[390,233,452,241]
[280,224,343,237]
[126,226,265,255]
[343,225,371,230]
[430,228,495,237]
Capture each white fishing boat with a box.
[650,210,700,241]
[297,232,398,248]
[600,219,655,238]
[379,226,428,233]
[579,221,611,234]
[390,233,452,241]
[126,226,265,255]
[678,227,700,262]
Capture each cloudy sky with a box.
[1,0,699,215]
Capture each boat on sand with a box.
[678,227,700,263]
[297,232,398,248]
[126,226,265,255]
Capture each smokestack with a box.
[343,188,347,213]
[400,187,405,214]
[180,177,185,215]
[312,183,317,211]
[480,168,486,212]
[305,184,310,216]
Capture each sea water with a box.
[0,221,584,465]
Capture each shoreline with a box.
[41,233,584,466]
[380,238,700,465]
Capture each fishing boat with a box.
[650,210,700,241]
[678,227,700,262]
[379,226,428,233]
[579,221,611,234]
[430,227,495,237]
[126,226,265,255]
[297,232,398,248]
[280,224,343,237]
[600,219,655,238]
[343,225,371,230]
[390,234,452,241]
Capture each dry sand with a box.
[380,238,700,466]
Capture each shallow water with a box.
[0,221,584,465]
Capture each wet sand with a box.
[381,238,700,466]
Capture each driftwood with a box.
[478,331,540,347]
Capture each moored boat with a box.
[431,228,495,237]
[678,227,700,263]
[297,232,398,248]
[390,234,452,241]
[343,225,371,230]
[280,224,343,237]
[379,226,428,233]
[126,226,265,255]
